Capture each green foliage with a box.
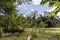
[0,0,60,38]
[0,28,60,40]
[0,0,60,40]
[0,27,3,37]
[16,12,60,28]
[0,0,16,15]
[25,28,60,40]
[40,0,60,16]
[0,0,24,33]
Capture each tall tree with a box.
[0,0,17,16]
[0,0,25,33]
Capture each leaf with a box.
[50,12,56,16]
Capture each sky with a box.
[16,0,60,17]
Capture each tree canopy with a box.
[0,0,60,35]
[40,0,60,16]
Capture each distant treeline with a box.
[0,0,60,34]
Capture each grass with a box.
[0,31,29,40]
[0,28,60,40]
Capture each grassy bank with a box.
[0,28,60,40]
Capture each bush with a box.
[0,27,3,38]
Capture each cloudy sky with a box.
[16,0,60,17]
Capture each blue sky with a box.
[16,0,60,16]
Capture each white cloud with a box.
[57,12,60,16]
[31,8,35,11]
[17,4,28,7]
[32,0,42,5]
[56,12,60,18]
[50,6,57,12]
[17,0,42,7]
[24,7,28,9]
[47,6,57,12]
[17,5,22,7]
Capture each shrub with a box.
[0,27,3,38]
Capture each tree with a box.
[40,0,60,17]
[0,0,17,16]
[0,0,25,33]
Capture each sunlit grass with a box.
[0,28,60,40]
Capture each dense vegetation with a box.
[0,0,60,40]
[0,0,60,33]
[41,0,60,16]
